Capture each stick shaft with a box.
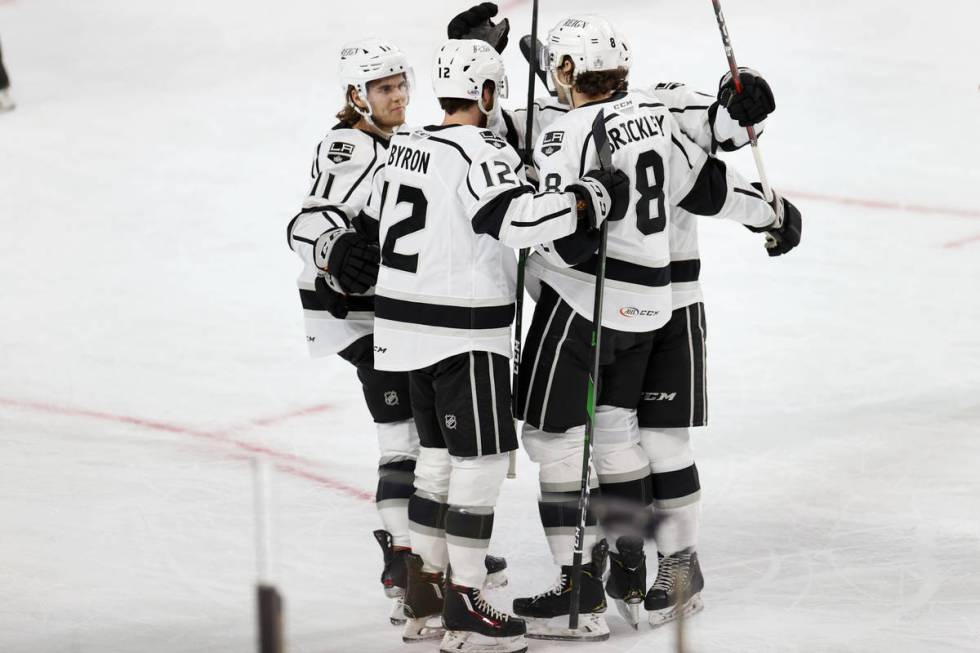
[709,0,774,201]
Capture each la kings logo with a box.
[541,131,564,156]
[480,130,507,150]
[327,141,355,164]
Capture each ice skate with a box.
[605,536,646,629]
[484,554,508,589]
[441,582,527,653]
[373,529,411,624]
[401,554,445,642]
[511,541,610,641]
[0,88,14,112]
[645,548,704,628]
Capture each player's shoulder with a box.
[315,124,385,170]
[413,124,519,164]
[636,82,716,111]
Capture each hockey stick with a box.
[253,457,284,653]
[508,0,540,480]
[568,108,613,630]
[709,0,774,204]
[519,34,553,92]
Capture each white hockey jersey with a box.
[501,84,766,310]
[365,124,587,372]
[527,89,776,332]
[286,124,389,357]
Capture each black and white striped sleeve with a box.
[286,135,379,265]
[465,142,579,249]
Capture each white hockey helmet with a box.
[338,38,414,104]
[432,39,508,114]
[541,15,631,82]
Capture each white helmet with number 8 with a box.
[541,14,631,83]
[432,39,509,115]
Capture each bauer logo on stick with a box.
[541,131,564,156]
[327,141,355,164]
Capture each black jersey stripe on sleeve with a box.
[669,105,711,113]
[340,140,379,204]
[513,206,571,228]
[299,289,375,313]
[734,187,765,201]
[375,296,514,330]
[571,256,671,287]
[472,186,535,238]
[678,157,727,217]
[671,135,693,169]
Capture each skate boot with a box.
[605,536,646,628]
[441,582,527,653]
[645,548,705,628]
[401,553,446,642]
[511,540,610,641]
[373,529,410,625]
[484,554,508,589]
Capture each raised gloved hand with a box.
[314,228,380,294]
[747,182,802,257]
[447,2,510,53]
[567,168,631,228]
[718,67,775,127]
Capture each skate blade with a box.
[614,598,643,629]
[524,613,610,641]
[440,631,527,653]
[389,597,407,626]
[648,593,704,629]
[484,570,509,590]
[402,616,445,642]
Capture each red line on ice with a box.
[0,397,373,502]
[786,190,980,220]
[941,233,980,249]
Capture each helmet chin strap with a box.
[350,92,401,138]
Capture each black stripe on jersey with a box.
[299,289,375,313]
[651,464,701,501]
[678,157,727,217]
[734,187,765,201]
[638,102,665,109]
[321,172,335,199]
[340,140,379,204]
[423,135,480,200]
[375,296,514,330]
[285,213,301,248]
[671,135,693,169]
[312,141,322,178]
[472,186,534,238]
[292,235,316,246]
[669,105,710,113]
[670,259,701,283]
[571,255,671,287]
[536,103,569,113]
[513,206,571,228]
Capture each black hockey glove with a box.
[314,275,349,319]
[447,2,510,53]
[745,182,802,257]
[314,228,380,294]
[568,168,631,228]
[718,67,775,127]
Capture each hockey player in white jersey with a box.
[359,39,628,652]
[497,14,802,639]
[286,39,516,627]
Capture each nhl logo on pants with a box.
[384,391,400,406]
[444,414,458,430]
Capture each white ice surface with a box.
[1,1,979,652]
